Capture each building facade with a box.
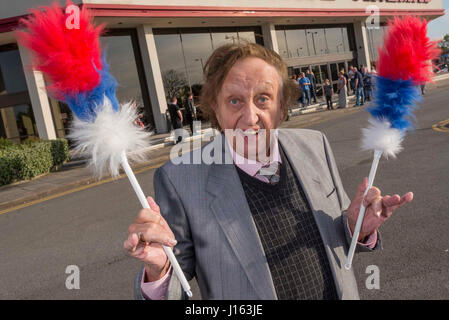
[0,0,444,142]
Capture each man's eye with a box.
[230,98,239,105]
[259,96,268,103]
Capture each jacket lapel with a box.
[206,136,277,300]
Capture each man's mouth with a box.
[241,129,261,136]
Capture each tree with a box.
[162,69,188,99]
[438,34,449,54]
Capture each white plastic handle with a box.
[345,149,382,270]
[120,151,193,298]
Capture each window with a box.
[100,29,153,129]
[154,27,262,106]
[366,25,388,63]
[277,24,354,59]
[211,31,238,49]
[180,32,213,87]
[325,28,347,54]
[307,28,327,56]
[47,29,155,138]
[238,31,256,43]
[0,44,37,142]
[286,29,309,58]
[276,30,288,59]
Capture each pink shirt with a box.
[141,137,377,299]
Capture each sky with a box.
[428,1,449,40]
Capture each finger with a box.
[135,206,173,235]
[363,186,381,207]
[368,196,383,218]
[126,239,149,259]
[147,196,161,214]
[354,177,369,203]
[135,208,163,225]
[128,223,177,247]
[384,192,413,212]
[123,232,139,253]
[400,192,414,206]
[145,197,173,233]
[382,194,401,208]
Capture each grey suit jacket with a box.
[134,128,381,300]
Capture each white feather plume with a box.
[361,118,403,158]
[68,97,152,178]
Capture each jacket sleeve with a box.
[134,165,196,300]
[321,133,382,252]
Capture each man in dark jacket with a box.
[354,67,365,106]
[167,97,183,143]
[362,67,373,102]
[184,92,197,135]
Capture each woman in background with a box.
[337,71,347,108]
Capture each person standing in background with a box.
[306,69,318,104]
[341,68,349,95]
[420,83,426,96]
[184,92,197,135]
[363,67,373,102]
[348,66,355,95]
[354,67,365,106]
[323,79,333,110]
[298,72,311,107]
[360,65,366,77]
[167,97,183,144]
[337,72,348,108]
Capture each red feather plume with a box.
[377,16,440,84]
[16,1,104,97]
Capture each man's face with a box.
[214,57,283,161]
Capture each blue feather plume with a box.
[64,57,120,122]
[367,76,422,133]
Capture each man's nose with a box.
[241,101,259,126]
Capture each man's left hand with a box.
[347,177,414,242]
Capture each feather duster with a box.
[16,1,150,177]
[362,16,440,157]
[346,16,440,270]
[16,2,192,297]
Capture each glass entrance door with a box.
[293,60,351,101]
[330,63,340,93]
[311,64,330,98]
[311,65,322,98]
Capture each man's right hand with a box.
[124,196,177,282]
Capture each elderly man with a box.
[124,43,413,300]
